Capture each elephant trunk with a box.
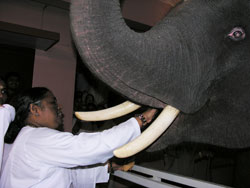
[70,0,216,113]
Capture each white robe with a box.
[0,104,15,171]
[0,118,140,188]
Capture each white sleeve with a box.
[0,104,15,129]
[26,117,140,168]
[0,104,15,171]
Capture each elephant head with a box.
[70,0,250,157]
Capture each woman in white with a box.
[1,87,156,188]
[0,78,15,172]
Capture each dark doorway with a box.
[0,44,35,97]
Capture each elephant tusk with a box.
[75,101,141,121]
[113,105,180,158]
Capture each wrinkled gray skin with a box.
[70,0,250,151]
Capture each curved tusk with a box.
[75,101,141,121]
[113,105,180,158]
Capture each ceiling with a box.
[0,21,60,51]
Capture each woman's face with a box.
[0,80,7,105]
[38,92,64,130]
[7,76,20,90]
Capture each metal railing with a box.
[112,165,232,188]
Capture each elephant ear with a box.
[70,0,209,113]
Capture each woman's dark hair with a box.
[5,87,50,144]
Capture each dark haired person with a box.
[5,72,21,103]
[0,78,15,171]
[1,87,156,187]
[0,78,7,106]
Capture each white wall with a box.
[0,0,76,132]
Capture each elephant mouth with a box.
[75,102,179,158]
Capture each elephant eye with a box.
[227,27,246,41]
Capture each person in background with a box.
[0,77,7,106]
[85,93,95,106]
[73,90,86,111]
[5,72,21,103]
[0,77,15,171]
[1,87,157,188]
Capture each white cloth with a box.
[0,118,140,188]
[0,104,15,171]
[71,165,109,188]
[1,143,11,177]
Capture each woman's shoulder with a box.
[18,126,75,150]
[22,126,73,141]
[0,104,15,121]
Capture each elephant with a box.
[70,0,250,162]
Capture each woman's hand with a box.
[108,161,135,173]
[135,108,158,128]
